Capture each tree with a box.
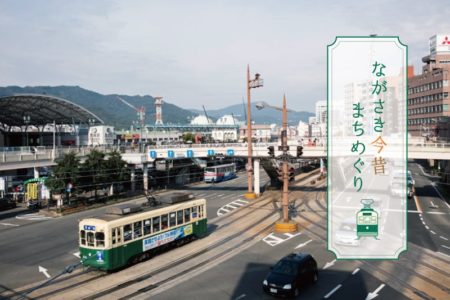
[103,150,130,195]
[80,150,107,201]
[182,132,195,143]
[45,152,80,203]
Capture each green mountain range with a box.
[0,86,196,129]
[0,86,313,128]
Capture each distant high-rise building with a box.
[408,34,450,138]
[308,116,316,125]
[315,100,327,124]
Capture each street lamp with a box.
[256,96,297,231]
[23,115,31,147]
[245,65,263,200]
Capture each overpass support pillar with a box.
[143,163,148,193]
[33,167,39,179]
[254,158,260,197]
[131,166,136,192]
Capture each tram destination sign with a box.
[327,36,407,259]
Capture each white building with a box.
[308,116,316,125]
[315,100,327,124]
[239,124,272,142]
[297,121,310,138]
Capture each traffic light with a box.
[297,146,303,157]
[276,167,283,181]
[289,167,295,182]
[268,146,275,157]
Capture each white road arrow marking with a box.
[365,283,385,300]
[38,266,51,279]
[442,245,450,250]
[322,259,336,270]
[295,239,312,249]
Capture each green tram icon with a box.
[356,199,379,239]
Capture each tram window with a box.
[144,219,151,235]
[192,206,198,218]
[153,216,160,233]
[199,205,204,218]
[124,224,132,241]
[169,212,176,227]
[112,229,116,245]
[117,228,122,243]
[96,232,105,247]
[87,232,95,247]
[177,210,183,225]
[134,221,142,239]
[184,208,191,223]
[161,214,168,230]
[80,230,86,245]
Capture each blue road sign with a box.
[149,151,157,159]
[168,150,174,158]
[187,150,194,157]
[207,149,215,156]
[227,149,234,156]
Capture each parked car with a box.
[0,198,17,211]
[263,253,318,297]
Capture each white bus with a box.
[204,163,236,183]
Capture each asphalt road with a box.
[150,162,450,300]
[0,170,269,292]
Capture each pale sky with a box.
[0,0,449,112]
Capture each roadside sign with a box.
[187,150,194,157]
[168,150,174,158]
[227,149,234,156]
[207,149,215,156]
[149,151,157,159]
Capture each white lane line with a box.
[216,194,225,198]
[422,221,426,225]
[231,202,244,206]
[427,211,447,215]
[225,204,238,209]
[425,226,430,230]
[73,252,80,258]
[442,245,450,250]
[430,230,436,235]
[440,236,449,241]
[0,223,20,227]
[234,294,246,300]
[438,251,450,259]
[324,284,342,299]
[295,239,312,249]
[234,199,249,204]
[352,268,360,275]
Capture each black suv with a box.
[263,253,318,298]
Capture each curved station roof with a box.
[0,94,103,127]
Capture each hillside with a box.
[0,86,196,129]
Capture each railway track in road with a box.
[291,184,450,300]
[7,170,321,300]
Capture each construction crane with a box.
[117,96,146,147]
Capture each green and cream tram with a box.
[79,196,207,271]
